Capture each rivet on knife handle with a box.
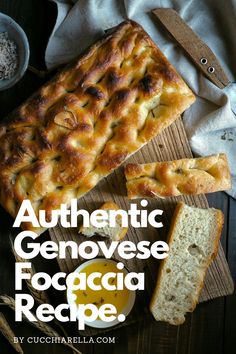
[152,8,230,89]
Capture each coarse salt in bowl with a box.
[0,12,29,90]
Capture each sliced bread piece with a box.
[79,201,128,241]
[125,153,231,199]
[150,202,224,325]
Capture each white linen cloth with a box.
[45,0,236,198]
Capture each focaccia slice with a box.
[150,202,223,325]
[79,201,128,241]
[0,20,195,234]
[125,154,231,199]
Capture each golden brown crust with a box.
[0,20,195,233]
[125,153,231,199]
[149,202,224,325]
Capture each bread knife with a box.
[152,8,230,89]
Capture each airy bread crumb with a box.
[150,202,224,325]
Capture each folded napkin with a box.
[46,0,236,198]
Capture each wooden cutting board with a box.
[49,117,234,336]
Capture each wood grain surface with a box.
[49,116,234,336]
[152,9,230,89]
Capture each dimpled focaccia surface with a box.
[0,20,195,233]
[125,153,231,199]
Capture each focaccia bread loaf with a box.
[150,202,223,325]
[125,153,231,199]
[79,201,128,241]
[0,20,195,234]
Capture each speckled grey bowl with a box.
[0,12,29,90]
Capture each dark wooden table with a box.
[0,1,235,353]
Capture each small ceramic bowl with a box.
[0,12,29,90]
[67,258,136,329]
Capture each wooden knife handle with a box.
[152,8,230,89]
